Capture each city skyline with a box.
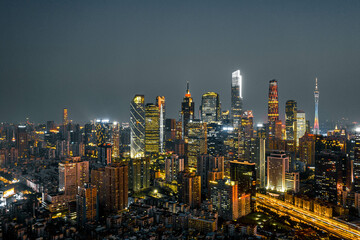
[1,1,360,124]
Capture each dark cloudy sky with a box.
[1,0,360,125]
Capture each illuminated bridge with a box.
[255,193,360,240]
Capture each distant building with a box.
[267,152,289,192]
[178,171,201,208]
[76,183,98,226]
[297,110,306,145]
[104,163,128,212]
[130,95,145,158]
[165,154,184,182]
[145,103,160,155]
[129,158,150,192]
[230,160,256,196]
[201,92,221,123]
[285,100,297,142]
[59,159,89,196]
[231,70,243,128]
[186,120,207,168]
[181,82,195,137]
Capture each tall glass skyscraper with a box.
[145,103,160,155]
[314,78,320,135]
[231,70,243,128]
[130,95,145,158]
[285,100,297,141]
[181,82,194,137]
[156,96,165,153]
[201,92,220,123]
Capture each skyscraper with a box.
[145,103,160,155]
[76,183,98,226]
[63,108,68,126]
[104,163,128,212]
[181,82,194,137]
[285,100,297,141]
[130,95,145,158]
[314,78,320,135]
[129,158,150,192]
[297,110,306,145]
[178,171,201,208]
[267,152,289,192]
[186,120,207,168]
[230,160,256,196]
[59,159,89,196]
[201,92,221,123]
[268,79,279,124]
[156,96,165,153]
[231,70,243,128]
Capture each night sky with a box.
[1,0,360,125]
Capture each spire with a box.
[315,78,318,91]
[185,81,191,98]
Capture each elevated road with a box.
[255,193,360,240]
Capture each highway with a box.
[255,193,360,240]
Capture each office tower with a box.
[165,119,176,141]
[285,172,300,193]
[181,82,195,137]
[156,96,165,153]
[285,100,297,141]
[129,158,150,192]
[98,143,112,165]
[241,110,254,138]
[259,138,266,188]
[186,120,207,167]
[299,132,315,166]
[206,123,228,157]
[314,78,320,134]
[119,124,131,156]
[165,154,184,182]
[267,152,289,192]
[130,95,145,158]
[230,161,256,196]
[178,171,201,208]
[145,103,160,155]
[16,125,28,159]
[59,160,89,196]
[231,70,243,128]
[104,163,128,212]
[76,183,98,226]
[209,178,238,220]
[197,155,224,191]
[112,122,120,158]
[268,79,279,123]
[275,120,283,139]
[95,120,108,146]
[297,110,306,145]
[63,108,68,125]
[201,92,221,123]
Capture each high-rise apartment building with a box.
[104,163,128,212]
[129,158,150,192]
[209,178,238,220]
[231,70,243,128]
[76,183,98,226]
[130,95,145,158]
[178,171,201,208]
[59,159,89,196]
[201,92,221,123]
[145,103,160,155]
[165,154,184,182]
[285,100,297,141]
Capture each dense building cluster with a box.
[1,71,360,239]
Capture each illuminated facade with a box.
[181,82,194,137]
[130,95,145,158]
[59,160,89,196]
[129,158,150,192]
[297,110,306,145]
[231,70,243,128]
[156,96,165,153]
[178,171,201,208]
[268,79,279,123]
[186,120,207,167]
[201,92,221,123]
[209,178,238,220]
[165,154,184,182]
[314,78,320,134]
[285,100,297,141]
[145,103,160,155]
[267,152,289,192]
[112,122,120,158]
[63,108,68,125]
[230,160,256,196]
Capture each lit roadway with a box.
[255,193,360,240]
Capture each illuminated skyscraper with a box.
[314,78,320,134]
[230,160,256,196]
[267,152,289,192]
[231,70,243,127]
[181,82,194,137]
[156,96,165,153]
[186,120,207,167]
[111,122,120,158]
[201,92,221,123]
[268,80,279,123]
[285,100,297,141]
[63,108,68,125]
[296,110,306,145]
[145,103,160,155]
[130,95,145,158]
[59,159,89,196]
[76,183,98,226]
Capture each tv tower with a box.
[314,78,320,134]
